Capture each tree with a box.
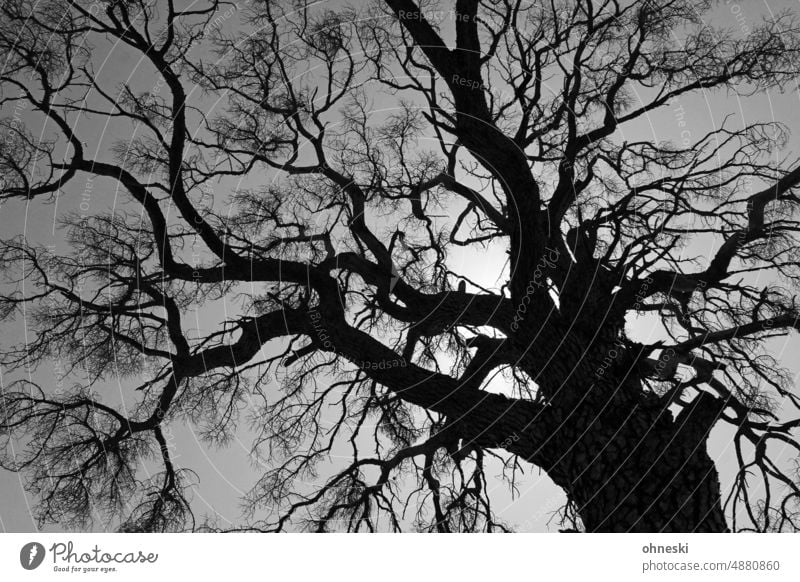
[2,0,800,533]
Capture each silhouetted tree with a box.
[3,0,800,532]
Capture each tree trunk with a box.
[486,323,731,532]
[456,381,730,531]
[404,295,731,532]
[529,383,730,533]
[566,394,729,532]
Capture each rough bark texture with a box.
[482,395,728,531]
[547,395,729,533]
[447,307,730,532]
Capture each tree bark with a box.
[454,328,731,532]
[501,377,730,532]
[558,395,729,532]
[446,380,729,531]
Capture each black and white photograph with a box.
[1,0,800,578]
